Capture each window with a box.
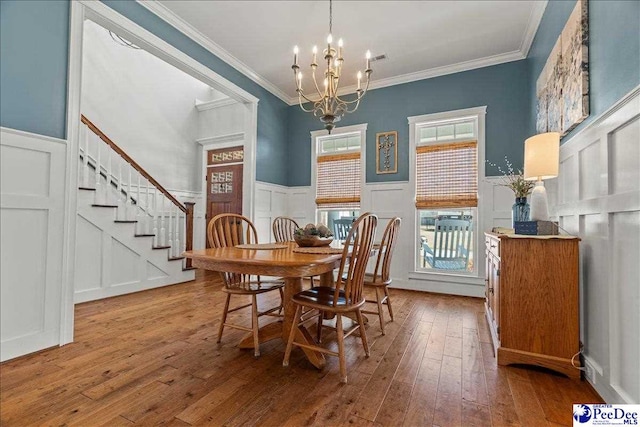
[312,124,366,233]
[410,108,485,275]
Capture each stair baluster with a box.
[152,188,158,247]
[159,195,166,247]
[106,147,112,205]
[136,173,143,234]
[81,125,90,188]
[174,205,181,259]
[168,201,173,255]
[116,157,123,220]
[126,166,133,221]
[94,138,103,205]
[145,179,152,236]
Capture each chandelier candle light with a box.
[292,0,372,133]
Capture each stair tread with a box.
[135,234,155,237]
[78,187,96,191]
[114,220,137,223]
[92,204,118,208]
[152,246,171,250]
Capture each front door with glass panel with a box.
[206,146,243,248]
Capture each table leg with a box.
[283,277,326,369]
[319,271,334,287]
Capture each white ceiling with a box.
[143,1,547,104]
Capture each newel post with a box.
[185,202,195,269]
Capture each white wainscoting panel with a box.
[555,86,640,404]
[363,182,413,289]
[0,128,67,361]
[287,186,314,227]
[254,181,289,243]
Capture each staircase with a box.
[74,115,195,303]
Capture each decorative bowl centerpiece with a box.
[294,223,334,247]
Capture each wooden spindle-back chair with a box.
[207,213,284,357]
[283,212,378,383]
[362,217,401,335]
[272,216,299,242]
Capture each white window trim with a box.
[311,123,367,218]
[408,106,486,279]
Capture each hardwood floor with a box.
[1,270,602,426]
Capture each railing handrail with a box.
[81,114,186,213]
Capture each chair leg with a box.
[355,309,370,357]
[278,287,284,315]
[283,304,302,367]
[316,310,323,343]
[336,314,347,384]
[251,294,260,357]
[384,286,394,321]
[374,287,386,335]
[217,293,231,343]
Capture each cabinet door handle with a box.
[489,287,494,295]
[490,244,497,249]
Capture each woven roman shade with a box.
[416,141,478,208]
[316,152,360,209]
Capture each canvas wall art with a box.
[536,0,589,136]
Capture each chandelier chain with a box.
[329,0,332,35]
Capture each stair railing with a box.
[79,115,195,268]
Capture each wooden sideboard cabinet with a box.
[484,232,581,379]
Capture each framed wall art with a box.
[376,131,398,174]
[536,0,589,136]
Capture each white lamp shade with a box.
[524,132,560,181]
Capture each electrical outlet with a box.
[584,361,596,384]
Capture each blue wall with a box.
[2,0,637,186]
[527,0,640,141]
[0,1,70,140]
[287,60,531,186]
[0,0,289,186]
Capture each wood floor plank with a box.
[462,400,493,427]
[120,370,206,425]
[462,327,489,406]
[374,379,413,426]
[394,320,432,385]
[480,342,522,426]
[0,271,603,426]
[311,370,372,427]
[433,354,463,426]
[423,310,449,361]
[402,355,441,427]
[507,371,551,427]
[175,375,248,424]
[349,305,423,421]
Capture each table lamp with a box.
[524,132,560,221]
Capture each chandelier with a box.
[291,0,372,133]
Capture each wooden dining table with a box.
[183,241,344,368]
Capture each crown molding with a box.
[520,0,548,57]
[289,50,526,105]
[136,0,291,104]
